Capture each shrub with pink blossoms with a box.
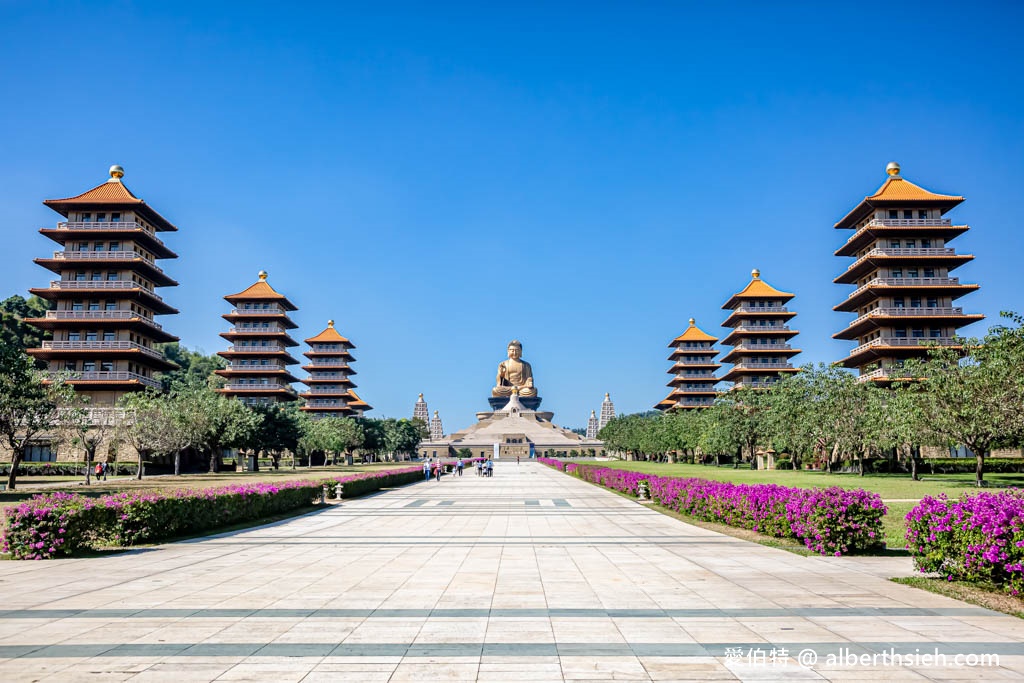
[540,461,886,556]
[906,491,1024,595]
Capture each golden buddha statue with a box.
[492,340,538,397]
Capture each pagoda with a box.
[599,393,616,430]
[298,320,372,418]
[429,410,444,440]
[720,270,801,389]
[656,319,721,410]
[413,393,429,425]
[216,271,299,405]
[833,163,982,381]
[26,165,179,405]
[586,410,599,439]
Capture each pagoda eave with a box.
[720,329,799,346]
[38,227,179,259]
[28,287,178,315]
[223,294,298,311]
[721,367,797,382]
[721,310,797,327]
[833,255,973,284]
[833,225,969,256]
[833,313,985,340]
[220,312,298,329]
[217,350,300,364]
[834,284,979,312]
[218,331,299,346]
[23,316,178,343]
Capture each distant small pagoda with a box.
[586,410,599,439]
[656,318,721,410]
[216,271,299,405]
[720,269,800,389]
[599,393,616,429]
[429,410,444,440]
[298,320,371,418]
[413,393,429,425]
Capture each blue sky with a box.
[2,1,1022,429]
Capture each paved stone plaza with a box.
[1,463,1023,682]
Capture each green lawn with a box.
[584,460,1023,501]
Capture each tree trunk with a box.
[84,445,96,485]
[907,445,920,481]
[208,448,218,474]
[136,449,146,480]
[174,450,181,476]
[975,449,986,487]
[6,446,24,490]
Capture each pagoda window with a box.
[81,213,91,222]
[919,210,928,219]
[923,267,935,278]
[96,213,106,222]
[100,361,114,372]
[891,268,902,278]
[109,241,121,251]
[912,328,924,338]
[85,331,97,341]
[910,297,922,308]
[905,239,916,248]
[104,300,116,310]
[88,301,100,311]
[93,242,105,251]
[927,297,938,307]
[103,331,115,341]
[75,271,86,281]
[69,332,81,341]
[889,210,899,219]
[77,242,88,251]
[893,329,907,338]
[907,268,919,278]
[91,272,102,281]
[64,361,76,371]
[929,328,942,338]
[83,361,95,371]
[106,272,118,281]
[110,213,121,223]
[921,238,932,248]
[893,297,904,307]
[72,302,83,311]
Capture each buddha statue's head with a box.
[507,340,523,360]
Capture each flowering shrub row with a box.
[906,491,1024,595]
[537,460,886,556]
[3,467,425,560]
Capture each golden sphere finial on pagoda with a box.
[109,164,124,179]
[688,317,696,326]
[418,393,424,399]
[327,319,334,328]
[258,270,268,281]
[752,268,761,279]
[433,410,439,416]
[886,161,901,177]
[604,392,610,400]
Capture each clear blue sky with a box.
[2,2,1022,429]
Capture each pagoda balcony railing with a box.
[223,383,297,394]
[306,387,349,394]
[728,306,791,315]
[735,380,780,388]
[850,336,959,356]
[676,387,719,393]
[227,344,288,353]
[672,358,719,365]
[843,247,957,272]
[44,310,163,329]
[728,324,790,333]
[307,372,350,378]
[307,361,352,368]
[846,277,962,300]
[677,373,718,380]
[730,361,795,370]
[674,398,715,406]
[48,280,163,299]
[841,218,956,250]
[42,340,164,360]
[846,306,964,328]
[226,363,286,371]
[730,343,793,351]
[62,371,161,389]
[228,325,287,334]
[306,399,348,407]
[52,250,157,265]
[56,221,166,245]
[228,307,287,316]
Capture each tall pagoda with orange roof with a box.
[833,163,982,381]
[656,318,721,410]
[216,271,300,405]
[298,320,372,418]
[719,270,800,388]
[26,165,179,404]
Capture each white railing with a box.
[228,307,287,316]
[52,250,155,265]
[727,325,790,333]
[306,387,349,394]
[735,380,780,389]
[845,307,964,328]
[671,359,719,366]
[867,218,952,228]
[56,221,167,245]
[226,344,288,353]
[727,306,791,315]
[730,343,793,351]
[673,398,715,406]
[65,371,161,389]
[228,325,287,334]
[305,400,348,407]
[222,383,296,392]
[675,387,718,393]
[675,374,718,381]
[42,340,164,360]
[306,361,351,367]
[730,362,795,370]
[44,310,163,329]
[850,336,960,356]
[843,247,957,273]
[846,277,963,300]
[49,280,162,299]
[226,364,286,371]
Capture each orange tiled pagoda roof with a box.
[43,166,178,232]
[346,390,371,409]
[835,163,964,229]
[722,270,794,309]
[670,319,718,344]
[305,320,354,346]
[224,272,298,310]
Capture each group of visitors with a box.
[92,461,110,481]
[421,457,495,481]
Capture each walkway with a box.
[0,462,1022,681]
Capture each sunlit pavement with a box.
[1,461,1022,681]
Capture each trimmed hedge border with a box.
[906,491,1024,596]
[538,458,886,556]
[2,466,423,560]
[0,462,139,477]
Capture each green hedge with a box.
[0,462,139,477]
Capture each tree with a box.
[60,397,120,485]
[356,417,385,463]
[167,383,262,473]
[909,313,1024,486]
[299,416,365,466]
[117,391,177,480]
[156,343,227,390]
[381,418,423,461]
[240,404,301,469]
[0,341,74,490]
[0,294,53,356]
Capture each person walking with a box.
[456,458,464,476]
[423,459,431,481]
[434,459,442,482]
[485,458,493,477]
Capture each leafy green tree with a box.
[156,343,227,390]
[356,417,386,463]
[299,416,365,466]
[240,404,301,469]
[117,391,177,480]
[908,312,1024,486]
[0,294,53,355]
[0,340,74,490]
[382,418,424,461]
[60,397,120,485]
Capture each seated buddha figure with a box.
[492,340,538,397]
